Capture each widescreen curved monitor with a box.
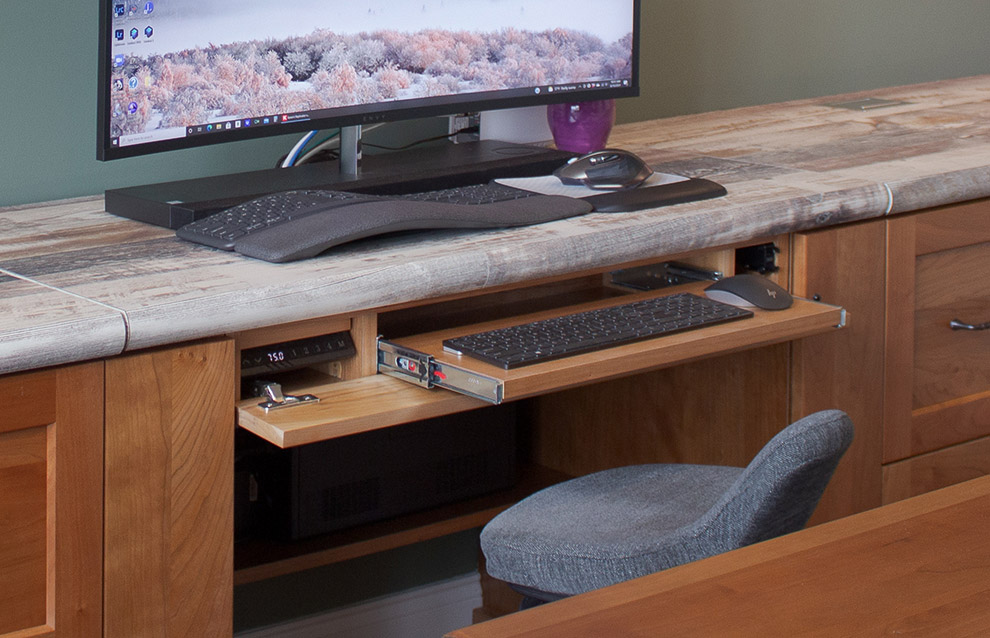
[98,0,641,161]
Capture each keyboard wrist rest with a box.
[233,195,593,263]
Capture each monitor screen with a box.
[98,0,640,160]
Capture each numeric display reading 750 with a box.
[240,331,356,377]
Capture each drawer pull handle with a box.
[950,319,990,331]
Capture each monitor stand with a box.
[104,125,727,229]
[104,132,579,229]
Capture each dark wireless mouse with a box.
[704,274,793,311]
[553,149,654,190]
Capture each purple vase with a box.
[546,99,616,154]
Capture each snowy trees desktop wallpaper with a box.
[109,0,635,138]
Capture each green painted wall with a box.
[2,2,988,629]
[623,1,990,124]
[3,2,988,207]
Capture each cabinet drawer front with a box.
[1,370,55,434]
[0,428,48,634]
[0,372,54,634]
[886,201,990,462]
[883,435,990,504]
[914,199,990,255]
[913,241,990,408]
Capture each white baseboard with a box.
[235,574,482,638]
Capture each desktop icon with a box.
[113,54,126,68]
[128,76,139,89]
[130,28,139,39]
[144,26,154,37]
[144,1,154,14]
[127,101,138,115]
[112,78,125,92]
[128,4,139,17]
[115,29,125,41]
[113,4,126,17]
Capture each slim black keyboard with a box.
[442,292,754,369]
[175,182,593,261]
[177,190,366,250]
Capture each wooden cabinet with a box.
[0,340,234,638]
[103,339,235,638]
[0,364,103,638]
[230,246,851,596]
[883,199,990,502]
[791,219,888,522]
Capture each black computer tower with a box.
[236,404,516,540]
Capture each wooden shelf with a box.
[396,282,846,403]
[237,373,488,448]
[239,281,845,449]
[233,463,569,585]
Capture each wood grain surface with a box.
[2,76,990,375]
[447,476,990,638]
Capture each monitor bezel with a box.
[97,0,641,161]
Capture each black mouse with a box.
[704,274,793,310]
[553,149,654,190]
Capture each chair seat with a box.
[481,464,744,597]
[481,410,855,602]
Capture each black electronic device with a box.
[442,292,753,369]
[583,177,727,212]
[240,331,356,377]
[235,405,517,540]
[98,0,642,225]
[177,182,593,262]
[554,149,654,190]
[704,274,793,311]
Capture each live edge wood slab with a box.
[2,75,989,375]
[447,475,990,638]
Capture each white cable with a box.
[281,130,317,168]
[295,123,387,165]
[297,134,341,165]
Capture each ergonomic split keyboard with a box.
[442,292,754,369]
[175,182,593,263]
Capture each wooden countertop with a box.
[2,75,989,375]
[447,475,990,637]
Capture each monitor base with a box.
[104,141,577,229]
[104,140,727,229]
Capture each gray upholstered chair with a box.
[481,409,854,607]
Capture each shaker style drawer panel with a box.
[0,428,48,634]
[1,370,55,434]
[914,199,990,255]
[0,364,103,638]
[885,199,990,463]
[0,370,55,634]
[883,435,990,504]
[913,241,990,407]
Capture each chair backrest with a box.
[691,409,854,552]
